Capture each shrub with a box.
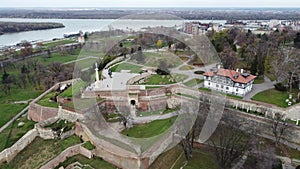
[274,83,287,91]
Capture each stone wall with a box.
[0,129,38,163]
[28,79,80,122]
[78,123,149,169]
[28,103,59,122]
[40,144,94,169]
[126,72,152,85]
[170,85,300,121]
[58,106,84,122]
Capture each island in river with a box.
[0,22,65,35]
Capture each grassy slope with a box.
[0,115,35,152]
[0,135,82,169]
[110,62,142,73]
[252,89,298,108]
[121,116,177,138]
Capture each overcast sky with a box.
[1,0,300,8]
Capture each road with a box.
[243,76,276,100]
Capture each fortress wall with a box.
[40,144,95,169]
[78,123,150,169]
[28,103,59,122]
[58,107,84,122]
[0,129,38,163]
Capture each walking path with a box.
[243,76,276,100]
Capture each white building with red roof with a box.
[203,67,256,96]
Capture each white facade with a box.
[203,74,255,96]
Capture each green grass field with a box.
[82,141,96,150]
[0,114,35,152]
[142,74,188,85]
[42,39,76,49]
[54,154,116,169]
[36,50,81,65]
[179,65,195,70]
[183,78,204,87]
[252,89,298,108]
[37,92,59,108]
[149,145,218,169]
[253,76,265,84]
[60,80,88,98]
[110,62,142,73]
[121,116,177,138]
[0,85,42,128]
[135,51,184,68]
[0,135,82,169]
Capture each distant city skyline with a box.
[1,0,300,8]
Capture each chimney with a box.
[236,68,239,72]
[241,69,244,74]
[217,65,221,69]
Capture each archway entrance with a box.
[130,100,136,106]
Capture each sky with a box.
[1,0,300,8]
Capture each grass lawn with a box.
[0,114,35,152]
[109,62,142,73]
[252,89,299,108]
[179,65,195,70]
[61,97,103,111]
[35,49,81,65]
[137,51,184,68]
[145,86,163,89]
[150,145,218,169]
[199,87,212,92]
[42,39,76,49]
[172,146,218,169]
[82,141,96,150]
[0,85,42,128]
[198,87,243,99]
[60,80,88,98]
[54,154,116,169]
[137,108,178,117]
[253,76,265,84]
[183,78,204,87]
[0,135,82,169]
[75,57,98,70]
[142,74,188,85]
[37,92,59,108]
[121,116,177,138]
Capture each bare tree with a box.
[271,113,289,147]
[209,114,254,169]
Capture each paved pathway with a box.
[243,76,276,101]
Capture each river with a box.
[0,18,226,48]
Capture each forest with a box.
[0,22,65,35]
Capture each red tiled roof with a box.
[203,68,256,84]
[203,71,214,77]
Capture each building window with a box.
[226,87,229,90]
[208,82,210,86]
[216,84,219,88]
[236,89,239,92]
[221,85,224,88]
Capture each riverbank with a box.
[0,21,65,35]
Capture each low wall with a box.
[0,129,38,163]
[126,72,152,85]
[40,144,94,169]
